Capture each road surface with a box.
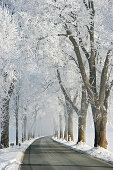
[20,137,113,170]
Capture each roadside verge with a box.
[52,137,113,166]
[0,137,42,170]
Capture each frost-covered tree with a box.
[57,0,113,148]
[57,69,89,142]
[0,6,20,147]
[0,0,112,150]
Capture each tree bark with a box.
[54,130,58,138]
[1,76,15,148]
[78,115,86,143]
[64,114,68,141]
[78,85,88,143]
[22,116,27,142]
[93,107,108,148]
[1,99,9,148]
[66,99,74,142]
[68,109,74,141]
[22,123,24,143]
[15,94,19,145]
[16,111,18,145]
[24,116,27,141]
[59,115,63,139]
[28,132,30,140]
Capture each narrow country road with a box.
[20,137,113,170]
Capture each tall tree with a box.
[59,114,63,139]
[58,0,113,149]
[78,85,88,143]
[57,69,88,143]
[15,93,19,145]
[64,107,68,141]
[22,115,27,142]
[63,4,113,148]
[1,73,16,147]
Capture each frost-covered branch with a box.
[68,35,95,103]
[83,0,89,10]
[99,50,113,106]
[57,69,80,115]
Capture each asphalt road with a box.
[20,137,113,170]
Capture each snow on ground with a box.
[53,137,113,166]
[0,137,41,170]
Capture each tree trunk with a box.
[78,85,88,143]
[64,114,68,141]
[24,116,27,141]
[93,107,108,149]
[1,99,9,148]
[32,133,35,138]
[16,110,18,145]
[54,130,58,138]
[59,115,63,139]
[28,132,30,140]
[15,95,19,145]
[78,115,87,143]
[22,116,26,142]
[1,77,15,148]
[68,110,74,141]
[22,123,24,143]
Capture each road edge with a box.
[18,137,43,170]
[52,137,113,168]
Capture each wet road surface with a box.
[20,137,113,170]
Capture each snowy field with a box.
[0,137,41,170]
[53,137,113,166]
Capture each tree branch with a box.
[99,50,113,105]
[7,77,16,101]
[57,69,80,115]
[68,35,95,104]
[58,33,68,37]
[73,22,90,60]
[78,36,90,60]
[83,0,89,10]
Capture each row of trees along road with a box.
[0,2,38,148]
[54,0,113,149]
[0,0,113,150]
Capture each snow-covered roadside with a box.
[52,137,113,166]
[0,137,41,170]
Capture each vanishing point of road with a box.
[20,137,113,170]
